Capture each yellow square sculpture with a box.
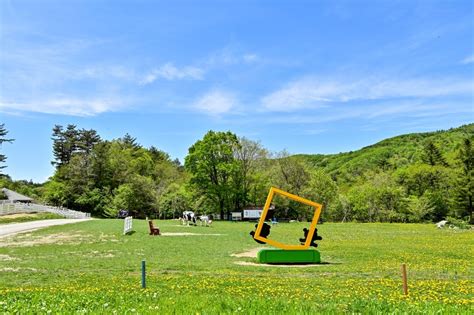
[253,187,323,250]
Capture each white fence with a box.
[123,216,133,235]
[0,200,90,219]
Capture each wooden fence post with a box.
[401,263,408,295]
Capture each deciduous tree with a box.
[185,131,240,219]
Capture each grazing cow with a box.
[182,211,197,226]
[198,215,212,227]
[436,220,448,228]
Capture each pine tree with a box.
[77,129,101,155]
[0,123,14,173]
[120,133,140,149]
[149,146,170,162]
[455,137,473,223]
[421,140,448,166]
[51,124,79,167]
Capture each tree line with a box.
[0,123,472,224]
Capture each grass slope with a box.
[0,213,63,225]
[0,220,472,313]
[296,123,473,180]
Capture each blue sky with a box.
[1,0,473,183]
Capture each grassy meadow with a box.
[0,213,64,225]
[0,220,472,314]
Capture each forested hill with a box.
[296,123,474,185]
[1,122,472,224]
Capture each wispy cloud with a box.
[261,79,333,112]
[193,90,237,116]
[140,63,204,84]
[0,36,141,116]
[1,35,209,116]
[242,53,259,63]
[261,76,474,112]
[461,54,474,64]
[263,101,472,125]
[205,47,260,67]
[76,65,136,81]
[0,97,124,117]
[301,129,327,135]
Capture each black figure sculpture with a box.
[250,223,271,244]
[299,228,322,247]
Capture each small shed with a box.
[231,212,242,221]
[1,188,34,203]
[243,205,275,220]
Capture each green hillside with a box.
[297,123,473,183]
[1,123,472,224]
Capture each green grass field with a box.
[0,212,64,225]
[0,220,472,314]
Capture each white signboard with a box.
[243,209,263,219]
[123,216,133,235]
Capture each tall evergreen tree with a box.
[0,123,14,173]
[51,124,79,167]
[455,137,473,223]
[77,129,101,155]
[421,140,448,166]
[149,146,170,162]
[120,133,140,149]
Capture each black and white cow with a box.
[182,211,212,227]
[198,215,212,227]
[182,211,197,226]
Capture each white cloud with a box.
[206,49,238,66]
[140,63,204,84]
[0,97,123,117]
[76,65,135,80]
[243,54,259,63]
[263,101,472,125]
[461,54,474,64]
[193,90,236,116]
[261,79,334,111]
[302,129,327,135]
[261,77,474,112]
[205,47,261,67]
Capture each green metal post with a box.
[141,260,146,289]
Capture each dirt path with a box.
[0,219,92,238]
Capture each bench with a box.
[148,220,161,235]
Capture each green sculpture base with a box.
[257,248,321,264]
